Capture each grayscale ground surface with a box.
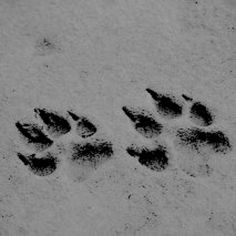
[0,0,236,235]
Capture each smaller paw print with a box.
[122,88,232,178]
[15,108,113,181]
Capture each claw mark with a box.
[68,111,97,138]
[189,102,214,127]
[146,88,183,118]
[176,128,232,154]
[34,108,71,136]
[15,122,53,150]
[17,153,58,176]
[126,145,170,172]
[122,106,163,138]
[182,94,193,102]
[70,140,113,167]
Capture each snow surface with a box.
[0,0,236,235]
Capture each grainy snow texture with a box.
[0,0,236,235]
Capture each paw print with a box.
[15,108,113,181]
[122,88,232,178]
[176,94,231,155]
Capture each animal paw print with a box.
[15,108,113,179]
[177,95,231,154]
[122,88,232,178]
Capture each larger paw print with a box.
[15,108,113,180]
[122,88,232,178]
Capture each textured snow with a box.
[0,0,236,235]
